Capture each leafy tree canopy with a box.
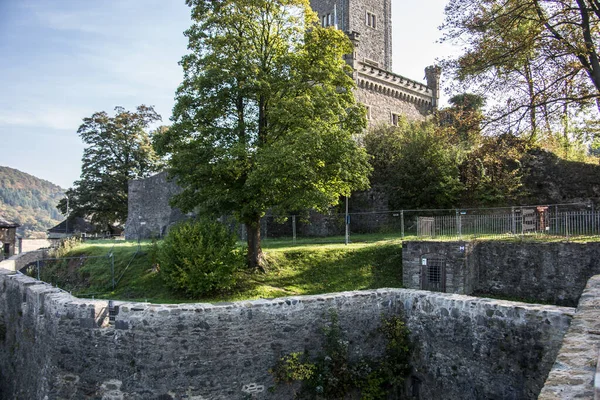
[441,0,600,140]
[364,119,463,210]
[155,0,371,269]
[58,105,163,231]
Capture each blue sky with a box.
[0,0,455,189]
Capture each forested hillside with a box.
[0,166,65,237]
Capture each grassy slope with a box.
[38,235,404,303]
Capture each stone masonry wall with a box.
[403,241,600,307]
[124,171,192,240]
[0,267,573,400]
[403,240,476,295]
[539,274,600,399]
[0,248,47,272]
[355,85,429,124]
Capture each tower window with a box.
[366,12,377,29]
[364,105,372,120]
[391,112,400,126]
[322,13,333,27]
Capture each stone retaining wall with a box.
[403,241,600,306]
[0,267,573,400]
[539,274,600,399]
[0,248,47,272]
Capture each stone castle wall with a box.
[0,266,573,400]
[124,171,192,240]
[403,241,600,307]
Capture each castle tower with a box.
[310,0,439,125]
[309,0,392,70]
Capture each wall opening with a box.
[420,255,446,292]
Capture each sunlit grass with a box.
[38,234,404,304]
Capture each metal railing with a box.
[415,208,600,240]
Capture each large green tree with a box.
[154,0,370,269]
[364,119,463,210]
[442,0,600,138]
[58,105,163,231]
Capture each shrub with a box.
[157,219,244,297]
[271,311,412,399]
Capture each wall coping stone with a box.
[539,274,600,399]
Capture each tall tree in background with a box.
[437,93,486,147]
[58,106,162,231]
[441,0,600,139]
[154,0,371,269]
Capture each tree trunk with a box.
[246,218,266,271]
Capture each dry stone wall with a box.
[0,267,573,400]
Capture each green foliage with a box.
[459,134,529,206]
[438,93,485,147]
[271,352,316,383]
[441,0,600,138]
[58,106,163,231]
[50,236,82,259]
[271,311,412,399]
[155,0,371,268]
[365,119,463,210]
[157,219,245,297]
[0,166,64,237]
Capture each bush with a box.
[157,219,244,297]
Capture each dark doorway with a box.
[420,255,446,292]
[3,243,10,259]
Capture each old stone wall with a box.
[539,274,600,399]
[403,241,600,307]
[0,267,572,400]
[124,171,192,240]
[355,84,429,124]
[347,0,392,69]
[0,248,47,272]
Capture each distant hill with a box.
[0,166,65,237]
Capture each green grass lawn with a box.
[37,234,404,304]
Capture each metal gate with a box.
[420,255,446,292]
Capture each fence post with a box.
[110,252,115,290]
[565,213,569,241]
[401,210,405,240]
[511,207,516,235]
[456,209,462,239]
[292,215,297,245]
[345,196,349,245]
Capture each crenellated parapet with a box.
[356,61,435,109]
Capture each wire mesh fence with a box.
[217,202,598,243]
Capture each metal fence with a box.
[224,202,597,243]
[414,206,600,240]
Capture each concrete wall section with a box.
[0,268,573,400]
